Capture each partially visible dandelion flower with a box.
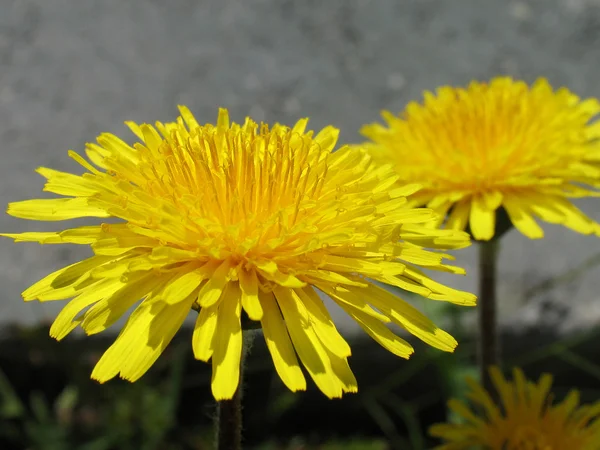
[3,107,476,400]
[360,77,600,240]
[430,367,600,449]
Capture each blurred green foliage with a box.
[0,338,189,450]
[1,319,599,450]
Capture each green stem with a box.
[478,239,500,394]
[215,331,254,450]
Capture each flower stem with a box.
[478,238,500,394]
[214,331,254,450]
[215,390,242,450]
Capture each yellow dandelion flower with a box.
[430,367,600,450]
[360,77,600,240]
[3,107,476,400]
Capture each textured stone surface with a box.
[1,0,600,333]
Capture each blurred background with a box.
[1,0,600,448]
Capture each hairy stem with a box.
[478,239,500,394]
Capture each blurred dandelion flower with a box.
[3,107,475,400]
[430,366,600,450]
[360,77,600,240]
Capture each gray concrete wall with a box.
[1,0,599,333]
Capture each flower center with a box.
[115,121,335,261]
[362,78,600,198]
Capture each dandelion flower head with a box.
[361,77,600,240]
[3,107,476,400]
[430,367,600,450]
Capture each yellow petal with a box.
[295,287,351,358]
[258,267,306,288]
[36,278,98,302]
[482,191,503,210]
[7,198,110,221]
[446,399,485,426]
[92,295,193,383]
[197,260,231,307]
[22,255,115,301]
[372,273,432,300]
[59,225,115,244]
[81,273,164,335]
[52,255,117,290]
[84,143,109,169]
[36,167,100,197]
[192,304,219,362]
[211,283,243,400]
[274,287,342,399]
[192,303,219,362]
[503,196,544,239]
[124,121,145,141]
[1,231,65,244]
[399,224,472,250]
[532,195,596,235]
[394,247,445,268]
[68,150,101,174]
[322,284,391,323]
[394,266,477,306]
[364,283,458,352]
[90,255,152,278]
[527,196,568,224]
[239,269,263,321]
[162,269,205,305]
[341,305,413,359]
[291,118,309,136]
[122,298,193,382]
[313,125,340,154]
[489,368,515,412]
[469,195,496,241]
[177,105,200,130]
[310,255,384,276]
[301,270,369,288]
[50,277,126,340]
[388,183,422,198]
[260,291,306,392]
[97,133,139,162]
[217,108,230,131]
[465,379,502,424]
[446,199,471,231]
[92,235,159,255]
[372,208,436,226]
[323,346,357,394]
